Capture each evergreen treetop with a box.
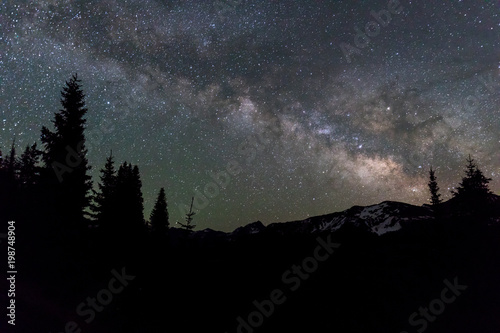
[91,151,118,230]
[18,143,41,188]
[150,187,169,236]
[114,162,145,235]
[428,166,442,206]
[40,74,92,228]
[452,154,492,199]
[178,196,196,232]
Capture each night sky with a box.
[1,0,499,231]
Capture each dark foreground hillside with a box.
[7,205,500,333]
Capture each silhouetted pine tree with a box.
[40,74,92,229]
[131,165,145,228]
[18,143,42,189]
[452,155,492,199]
[0,141,19,222]
[91,151,118,232]
[150,187,169,237]
[452,155,492,218]
[15,143,44,233]
[115,162,145,238]
[4,140,18,184]
[428,166,442,206]
[472,167,493,196]
[178,197,196,232]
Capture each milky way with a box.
[1,0,499,231]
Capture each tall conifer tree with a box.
[150,187,169,237]
[92,151,117,232]
[452,155,492,199]
[115,162,145,237]
[428,166,442,206]
[40,74,92,228]
[18,143,41,189]
[452,155,492,218]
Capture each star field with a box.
[1,0,499,231]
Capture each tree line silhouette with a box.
[1,74,499,333]
[427,155,495,221]
[0,75,173,246]
[0,74,496,244]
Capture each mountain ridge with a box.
[186,194,500,241]
[184,200,434,241]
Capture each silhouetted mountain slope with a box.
[13,196,500,333]
[184,195,500,243]
[186,199,453,242]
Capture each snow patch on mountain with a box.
[198,201,436,241]
[311,201,433,235]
